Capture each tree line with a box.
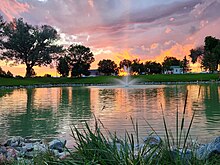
[0,15,219,78]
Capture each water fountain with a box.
[114,66,138,87]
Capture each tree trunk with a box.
[25,65,32,78]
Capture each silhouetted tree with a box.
[162,56,181,71]
[131,59,144,74]
[0,18,62,77]
[71,62,90,77]
[189,36,220,72]
[57,56,70,77]
[98,59,117,75]
[144,61,162,74]
[189,46,204,63]
[181,56,190,73]
[67,45,94,77]
[119,59,132,69]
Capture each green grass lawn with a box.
[0,73,219,87]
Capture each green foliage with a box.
[98,59,118,75]
[145,61,162,74]
[57,56,70,77]
[119,59,132,69]
[66,118,161,165]
[67,45,94,77]
[162,56,181,71]
[1,18,62,77]
[189,36,220,72]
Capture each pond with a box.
[0,84,220,147]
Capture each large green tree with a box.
[98,59,117,76]
[57,56,70,77]
[67,45,94,77]
[0,18,62,77]
[189,36,220,72]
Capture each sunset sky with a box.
[1,0,220,76]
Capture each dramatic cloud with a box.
[0,0,220,75]
[0,0,29,20]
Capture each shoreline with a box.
[0,80,219,89]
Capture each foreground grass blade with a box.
[179,90,188,147]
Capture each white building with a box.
[170,66,183,74]
[164,66,183,74]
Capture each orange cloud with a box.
[0,0,29,20]
[90,49,140,69]
[155,43,195,63]
[113,50,139,65]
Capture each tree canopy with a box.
[189,36,220,72]
[98,59,117,76]
[145,61,162,74]
[67,44,94,77]
[181,56,190,73]
[131,59,144,74]
[162,56,181,71]
[57,56,70,77]
[0,18,62,77]
[119,59,132,69]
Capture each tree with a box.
[189,46,204,63]
[162,56,181,71]
[119,59,132,69]
[57,56,70,77]
[0,18,62,77]
[67,45,94,77]
[144,61,162,74]
[189,36,220,72]
[131,59,144,74]
[98,59,117,76]
[181,56,190,73]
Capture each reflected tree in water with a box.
[4,88,59,138]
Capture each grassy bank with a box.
[0,73,219,87]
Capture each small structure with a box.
[164,66,183,74]
[170,66,183,74]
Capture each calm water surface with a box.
[0,84,220,146]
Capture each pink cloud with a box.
[0,0,29,21]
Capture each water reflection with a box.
[0,84,219,144]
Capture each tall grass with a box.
[159,90,197,164]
